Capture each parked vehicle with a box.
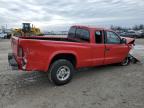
[119,32,129,37]
[120,30,142,38]
[128,31,137,37]
[141,32,144,38]
[0,32,7,39]
[8,25,135,85]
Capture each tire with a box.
[48,59,74,86]
[120,56,130,66]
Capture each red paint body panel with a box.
[10,25,134,72]
[104,44,130,64]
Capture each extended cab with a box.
[8,25,134,85]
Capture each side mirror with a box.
[121,38,127,44]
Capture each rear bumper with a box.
[8,53,18,70]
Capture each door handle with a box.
[105,48,110,51]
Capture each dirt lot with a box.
[0,39,144,108]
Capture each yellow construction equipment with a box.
[13,23,43,36]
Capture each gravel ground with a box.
[0,39,144,108]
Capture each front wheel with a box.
[48,59,74,86]
[120,56,130,66]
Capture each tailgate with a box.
[11,36,19,56]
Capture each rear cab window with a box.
[68,27,76,38]
[75,28,90,42]
[68,27,90,42]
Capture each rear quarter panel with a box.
[19,39,93,72]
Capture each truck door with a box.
[92,30,105,66]
[104,31,129,64]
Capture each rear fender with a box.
[46,51,78,71]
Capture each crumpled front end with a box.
[122,37,144,63]
[125,37,135,45]
[129,45,144,63]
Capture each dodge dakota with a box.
[8,25,135,85]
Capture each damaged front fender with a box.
[121,37,144,63]
[129,44,144,64]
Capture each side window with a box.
[68,27,76,38]
[106,31,120,44]
[76,28,90,42]
[95,31,103,44]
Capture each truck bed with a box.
[11,35,92,71]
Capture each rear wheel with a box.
[48,59,74,86]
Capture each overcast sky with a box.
[0,0,144,31]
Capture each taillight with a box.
[18,46,23,57]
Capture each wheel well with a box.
[50,53,77,67]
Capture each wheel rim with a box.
[56,66,70,81]
[122,57,129,65]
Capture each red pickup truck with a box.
[8,25,134,85]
